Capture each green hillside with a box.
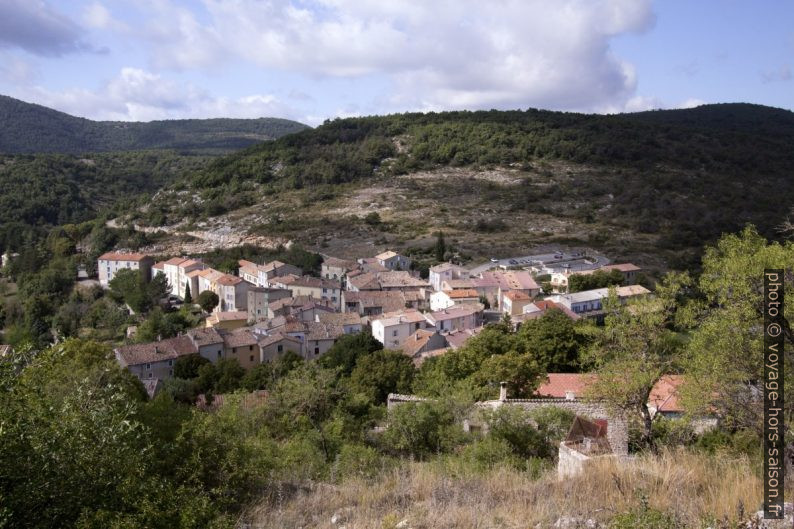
[162,103,794,268]
[0,151,212,250]
[0,95,308,154]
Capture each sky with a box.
[0,0,791,126]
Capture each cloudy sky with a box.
[0,0,791,125]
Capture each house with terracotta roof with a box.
[163,257,205,299]
[478,270,540,308]
[215,273,253,312]
[346,272,381,292]
[305,321,346,358]
[246,286,292,322]
[375,250,411,271]
[444,327,484,350]
[342,290,407,316]
[401,329,448,359]
[426,304,482,333]
[221,328,260,369]
[517,299,580,324]
[205,310,249,330]
[536,373,687,419]
[257,260,302,286]
[270,275,342,307]
[316,311,365,334]
[114,335,196,380]
[429,262,470,291]
[98,252,154,287]
[322,256,358,280]
[186,327,225,363]
[547,285,651,319]
[501,290,533,316]
[371,309,429,348]
[430,289,481,311]
[258,332,303,362]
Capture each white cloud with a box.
[135,0,655,112]
[0,52,38,84]
[677,97,706,109]
[82,1,128,31]
[24,67,300,122]
[0,0,96,56]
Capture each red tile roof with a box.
[99,252,151,262]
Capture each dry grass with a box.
[241,448,770,529]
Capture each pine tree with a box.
[435,231,446,262]
[183,282,192,304]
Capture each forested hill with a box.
[0,95,308,154]
[197,103,794,188]
[181,103,794,265]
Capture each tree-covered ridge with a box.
[186,103,794,261]
[0,151,210,251]
[196,103,794,187]
[0,94,309,154]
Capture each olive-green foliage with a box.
[585,274,691,448]
[349,348,415,403]
[0,151,211,254]
[682,226,794,439]
[174,354,211,379]
[109,269,168,314]
[380,399,470,458]
[414,314,588,399]
[318,331,383,377]
[197,290,220,313]
[196,243,323,276]
[517,308,590,372]
[568,269,625,293]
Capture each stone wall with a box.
[478,398,629,456]
[387,393,629,456]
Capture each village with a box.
[103,249,644,386]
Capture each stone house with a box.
[98,252,154,288]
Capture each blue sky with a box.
[0,0,791,125]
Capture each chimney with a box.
[154,345,159,354]
[499,381,508,402]
[565,390,575,400]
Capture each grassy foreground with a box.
[242,449,767,529]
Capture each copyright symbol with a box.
[767,323,782,337]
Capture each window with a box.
[148,373,152,378]
[277,344,283,353]
[323,288,327,293]
[217,350,222,358]
[249,355,254,362]
[392,330,398,337]
[168,360,173,366]
[249,345,253,351]
[314,347,320,355]
[169,369,173,376]
[146,363,151,369]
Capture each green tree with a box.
[350,349,415,403]
[173,353,210,379]
[682,226,794,447]
[183,282,192,304]
[584,274,690,448]
[518,308,588,372]
[568,269,625,293]
[434,230,446,262]
[318,331,382,377]
[197,290,220,313]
